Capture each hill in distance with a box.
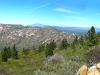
[29,23,100,36]
[0,24,76,50]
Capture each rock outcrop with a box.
[77,62,100,75]
[77,65,87,75]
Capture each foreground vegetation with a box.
[0,26,100,75]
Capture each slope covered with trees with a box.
[0,26,100,75]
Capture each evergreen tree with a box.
[1,47,8,62]
[7,46,11,58]
[71,36,78,51]
[97,32,100,39]
[79,36,84,45]
[45,44,50,57]
[45,41,55,57]
[50,40,56,50]
[86,26,98,46]
[11,44,18,59]
[60,39,68,49]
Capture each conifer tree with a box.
[11,44,18,59]
[49,45,53,56]
[97,32,100,39]
[71,36,78,50]
[79,36,84,45]
[74,35,78,44]
[7,46,11,58]
[45,41,55,57]
[86,26,98,46]
[60,39,68,49]
[50,40,56,50]
[1,47,8,62]
[45,44,50,57]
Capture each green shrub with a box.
[22,48,30,55]
[85,46,100,65]
[47,53,65,63]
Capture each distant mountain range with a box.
[30,23,100,36]
[0,24,76,50]
[0,23,99,50]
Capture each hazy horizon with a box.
[0,0,100,27]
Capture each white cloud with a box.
[53,8,79,13]
[94,13,100,15]
[30,3,50,10]
[64,16,87,20]
[72,17,87,20]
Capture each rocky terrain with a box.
[77,62,100,75]
[0,24,76,49]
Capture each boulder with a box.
[88,65,97,72]
[77,62,100,75]
[87,65,100,75]
[97,62,100,72]
[77,65,87,75]
[87,70,100,75]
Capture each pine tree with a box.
[79,36,84,45]
[45,44,50,57]
[74,35,78,43]
[97,32,100,39]
[86,26,98,46]
[49,44,53,56]
[71,36,78,50]
[50,40,56,50]
[7,46,11,58]
[11,44,18,59]
[60,39,68,49]
[45,41,55,57]
[1,47,8,62]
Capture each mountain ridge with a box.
[28,23,100,36]
[0,24,76,50]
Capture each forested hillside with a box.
[0,26,100,75]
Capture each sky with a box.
[0,0,100,27]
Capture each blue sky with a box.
[0,0,100,27]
